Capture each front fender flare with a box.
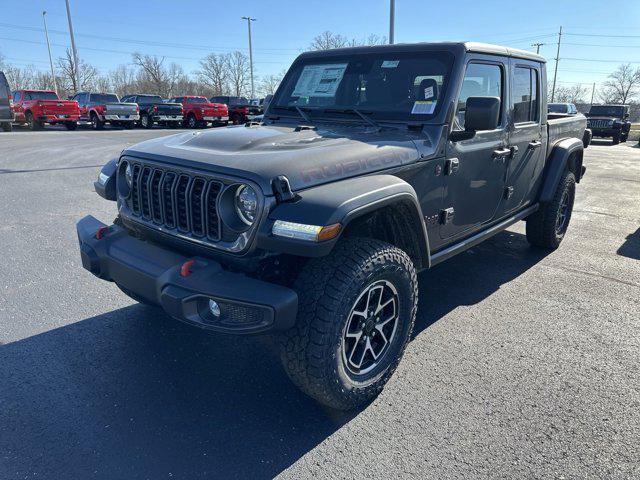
[539,138,584,203]
[256,175,430,266]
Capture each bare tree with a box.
[600,64,640,104]
[225,51,251,97]
[132,53,169,96]
[259,71,285,96]
[310,31,350,50]
[56,48,99,93]
[310,31,388,50]
[554,84,588,104]
[3,65,39,90]
[109,65,136,97]
[198,53,229,96]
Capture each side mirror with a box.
[624,113,629,119]
[465,96,501,131]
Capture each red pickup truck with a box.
[12,90,80,130]
[168,96,229,128]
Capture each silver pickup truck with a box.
[72,92,139,129]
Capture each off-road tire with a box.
[1,122,11,132]
[64,121,77,130]
[279,238,418,410]
[612,133,620,145]
[26,112,41,131]
[526,171,576,249]
[620,132,628,143]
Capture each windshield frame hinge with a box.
[271,175,298,203]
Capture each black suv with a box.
[586,104,631,144]
[121,94,183,129]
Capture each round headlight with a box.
[125,163,133,187]
[235,185,258,225]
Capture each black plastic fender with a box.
[257,174,430,266]
[539,138,584,203]
[94,159,117,201]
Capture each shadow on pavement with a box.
[617,227,640,260]
[0,231,548,479]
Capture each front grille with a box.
[589,119,612,128]
[123,161,223,241]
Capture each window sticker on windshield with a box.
[292,63,348,98]
[411,101,436,115]
[381,60,400,68]
[423,86,434,100]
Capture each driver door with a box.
[441,59,508,240]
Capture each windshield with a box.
[272,51,453,121]
[548,104,568,113]
[25,91,58,101]
[589,105,624,116]
[90,93,119,103]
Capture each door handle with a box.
[528,140,542,150]
[492,147,511,162]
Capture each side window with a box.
[455,62,503,130]
[13,91,22,102]
[512,67,539,123]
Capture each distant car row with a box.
[548,102,632,144]
[0,71,269,132]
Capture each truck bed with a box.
[547,113,587,151]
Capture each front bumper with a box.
[76,215,298,334]
[589,128,619,137]
[153,115,183,122]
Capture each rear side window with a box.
[187,97,207,104]
[13,91,22,102]
[455,62,503,130]
[90,93,119,103]
[512,67,539,123]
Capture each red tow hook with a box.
[180,259,195,277]
[95,226,109,240]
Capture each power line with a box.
[563,42,640,48]
[0,22,302,53]
[564,32,640,38]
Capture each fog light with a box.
[208,299,221,317]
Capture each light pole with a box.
[64,0,81,92]
[242,16,256,99]
[42,11,58,94]
[389,0,395,44]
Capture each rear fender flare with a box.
[539,138,584,203]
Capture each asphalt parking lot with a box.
[0,128,638,479]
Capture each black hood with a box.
[123,123,444,194]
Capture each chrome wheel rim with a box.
[556,190,570,234]
[342,280,399,376]
[188,116,196,128]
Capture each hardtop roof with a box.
[299,41,545,63]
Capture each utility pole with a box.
[389,0,395,44]
[531,42,544,54]
[551,26,562,103]
[241,16,256,99]
[64,0,81,92]
[42,11,58,95]
[590,82,596,105]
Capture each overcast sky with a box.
[2,0,639,92]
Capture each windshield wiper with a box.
[280,105,314,124]
[324,108,381,130]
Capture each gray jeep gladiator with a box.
[78,42,587,410]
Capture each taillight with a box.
[152,105,158,113]
[8,94,12,107]
[136,105,140,113]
